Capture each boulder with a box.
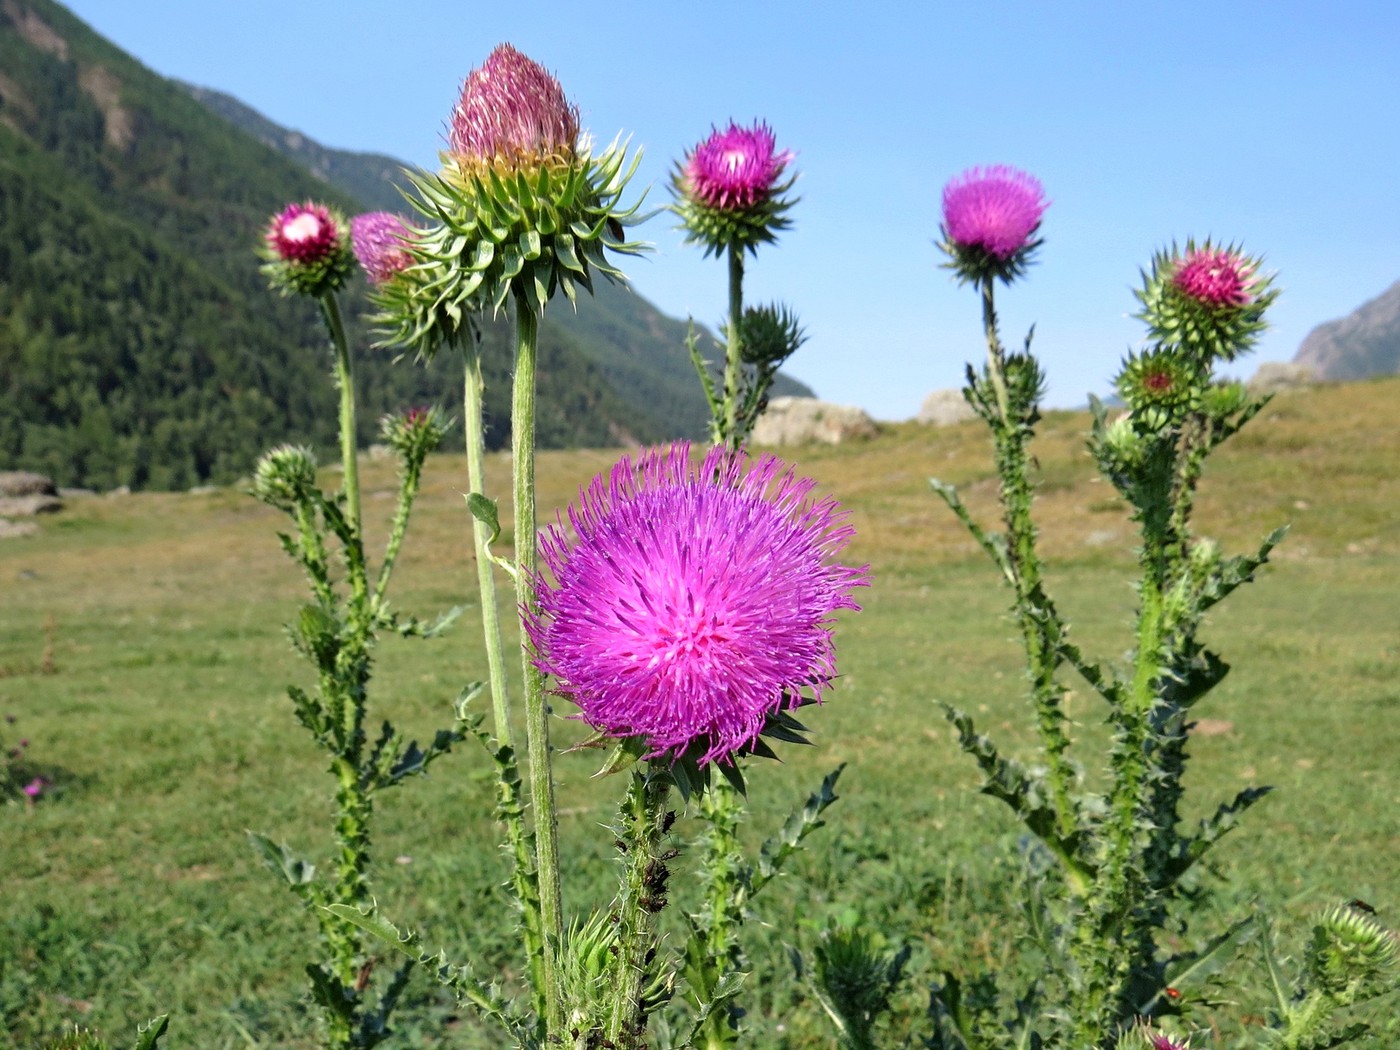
[0,519,39,540]
[0,471,57,498]
[1248,361,1316,395]
[0,495,63,516]
[917,388,977,425]
[750,397,877,446]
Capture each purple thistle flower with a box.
[683,121,794,212]
[448,43,580,168]
[528,443,868,766]
[1173,246,1254,307]
[351,212,413,285]
[265,202,342,265]
[941,165,1048,261]
[22,777,46,799]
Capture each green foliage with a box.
[2,384,1397,1047]
[0,1,713,491]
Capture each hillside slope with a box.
[0,1,806,491]
[1294,280,1400,380]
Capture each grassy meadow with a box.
[2,376,1397,1047]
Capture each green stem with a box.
[460,335,514,748]
[320,293,362,548]
[722,245,745,448]
[981,280,1078,854]
[981,277,1012,426]
[608,767,672,1048]
[511,298,564,1035]
[373,450,422,609]
[462,330,548,1020]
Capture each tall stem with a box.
[511,297,564,1034]
[608,767,672,1048]
[460,336,514,748]
[722,245,745,448]
[321,293,362,546]
[981,277,1012,426]
[981,279,1079,856]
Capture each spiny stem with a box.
[981,279,1078,851]
[511,297,564,1036]
[608,767,672,1047]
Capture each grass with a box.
[2,376,1398,1047]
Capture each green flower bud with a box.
[252,445,319,511]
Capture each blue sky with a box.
[63,1,1400,418]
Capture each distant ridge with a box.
[1294,280,1400,381]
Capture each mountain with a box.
[1293,281,1400,381]
[177,83,814,441]
[0,0,808,492]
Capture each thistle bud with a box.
[447,43,579,172]
[736,302,806,369]
[252,445,319,511]
[380,405,451,463]
[261,202,355,298]
[370,42,644,348]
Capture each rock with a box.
[0,471,58,498]
[917,388,978,425]
[0,519,39,539]
[0,495,62,516]
[750,397,878,446]
[1248,361,1316,395]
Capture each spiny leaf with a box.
[129,1015,170,1050]
[247,831,316,889]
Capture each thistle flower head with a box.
[367,45,644,346]
[448,43,579,171]
[351,212,414,286]
[1174,246,1255,307]
[1136,239,1277,363]
[528,443,868,766]
[685,122,793,211]
[939,165,1048,285]
[672,120,798,258]
[260,201,354,297]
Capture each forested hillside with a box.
[0,1,800,491]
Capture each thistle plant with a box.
[314,48,870,1050]
[669,119,853,1048]
[672,120,802,448]
[253,205,467,1048]
[894,167,1396,1049]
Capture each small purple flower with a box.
[941,165,1048,261]
[528,443,868,765]
[22,777,46,799]
[683,121,793,212]
[1173,246,1254,307]
[265,202,342,265]
[448,43,579,167]
[351,212,413,285]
